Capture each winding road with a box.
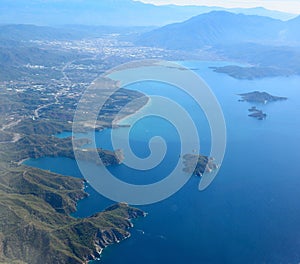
[1,55,99,144]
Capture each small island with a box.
[183,154,218,177]
[237,91,287,120]
[248,106,267,120]
[238,91,287,104]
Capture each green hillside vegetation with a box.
[7,119,72,136]
[0,161,144,263]
[0,124,141,263]
[0,56,149,263]
[0,132,122,167]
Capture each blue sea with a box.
[25,61,300,264]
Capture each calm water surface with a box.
[25,61,300,264]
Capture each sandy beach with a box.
[113,96,152,126]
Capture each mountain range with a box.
[136,11,300,49]
[1,9,300,79]
[0,0,297,26]
[134,11,300,78]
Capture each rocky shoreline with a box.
[183,153,218,177]
[83,203,146,263]
[0,85,150,263]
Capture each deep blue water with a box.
[25,61,300,264]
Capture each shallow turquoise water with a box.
[25,61,300,264]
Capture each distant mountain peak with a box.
[0,0,296,26]
[136,10,296,50]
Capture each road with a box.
[33,55,97,119]
[34,60,73,119]
[0,119,22,144]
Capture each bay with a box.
[25,61,300,264]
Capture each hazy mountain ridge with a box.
[136,11,300,49]
[0,0,296,26]
[134,11,300,78]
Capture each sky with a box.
[138,0,300,14]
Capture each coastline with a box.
[113,96,152,126]
[7,59,300,264]
[88,232,132,264]
[85,93,152,263]
[17,158,29,166]
[13,91,152,264]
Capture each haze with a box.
[137,0,300,14]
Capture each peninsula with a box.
[0,68,150,263]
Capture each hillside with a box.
[0,97,145,264]
[0,100,146,263]
[0,163,145,264]
[136,11,294,49]
[283,15,300,43]
[0,48,150,263]
[136,11,300,78]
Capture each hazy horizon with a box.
[0,0,299,27]
[137,0,300,14]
